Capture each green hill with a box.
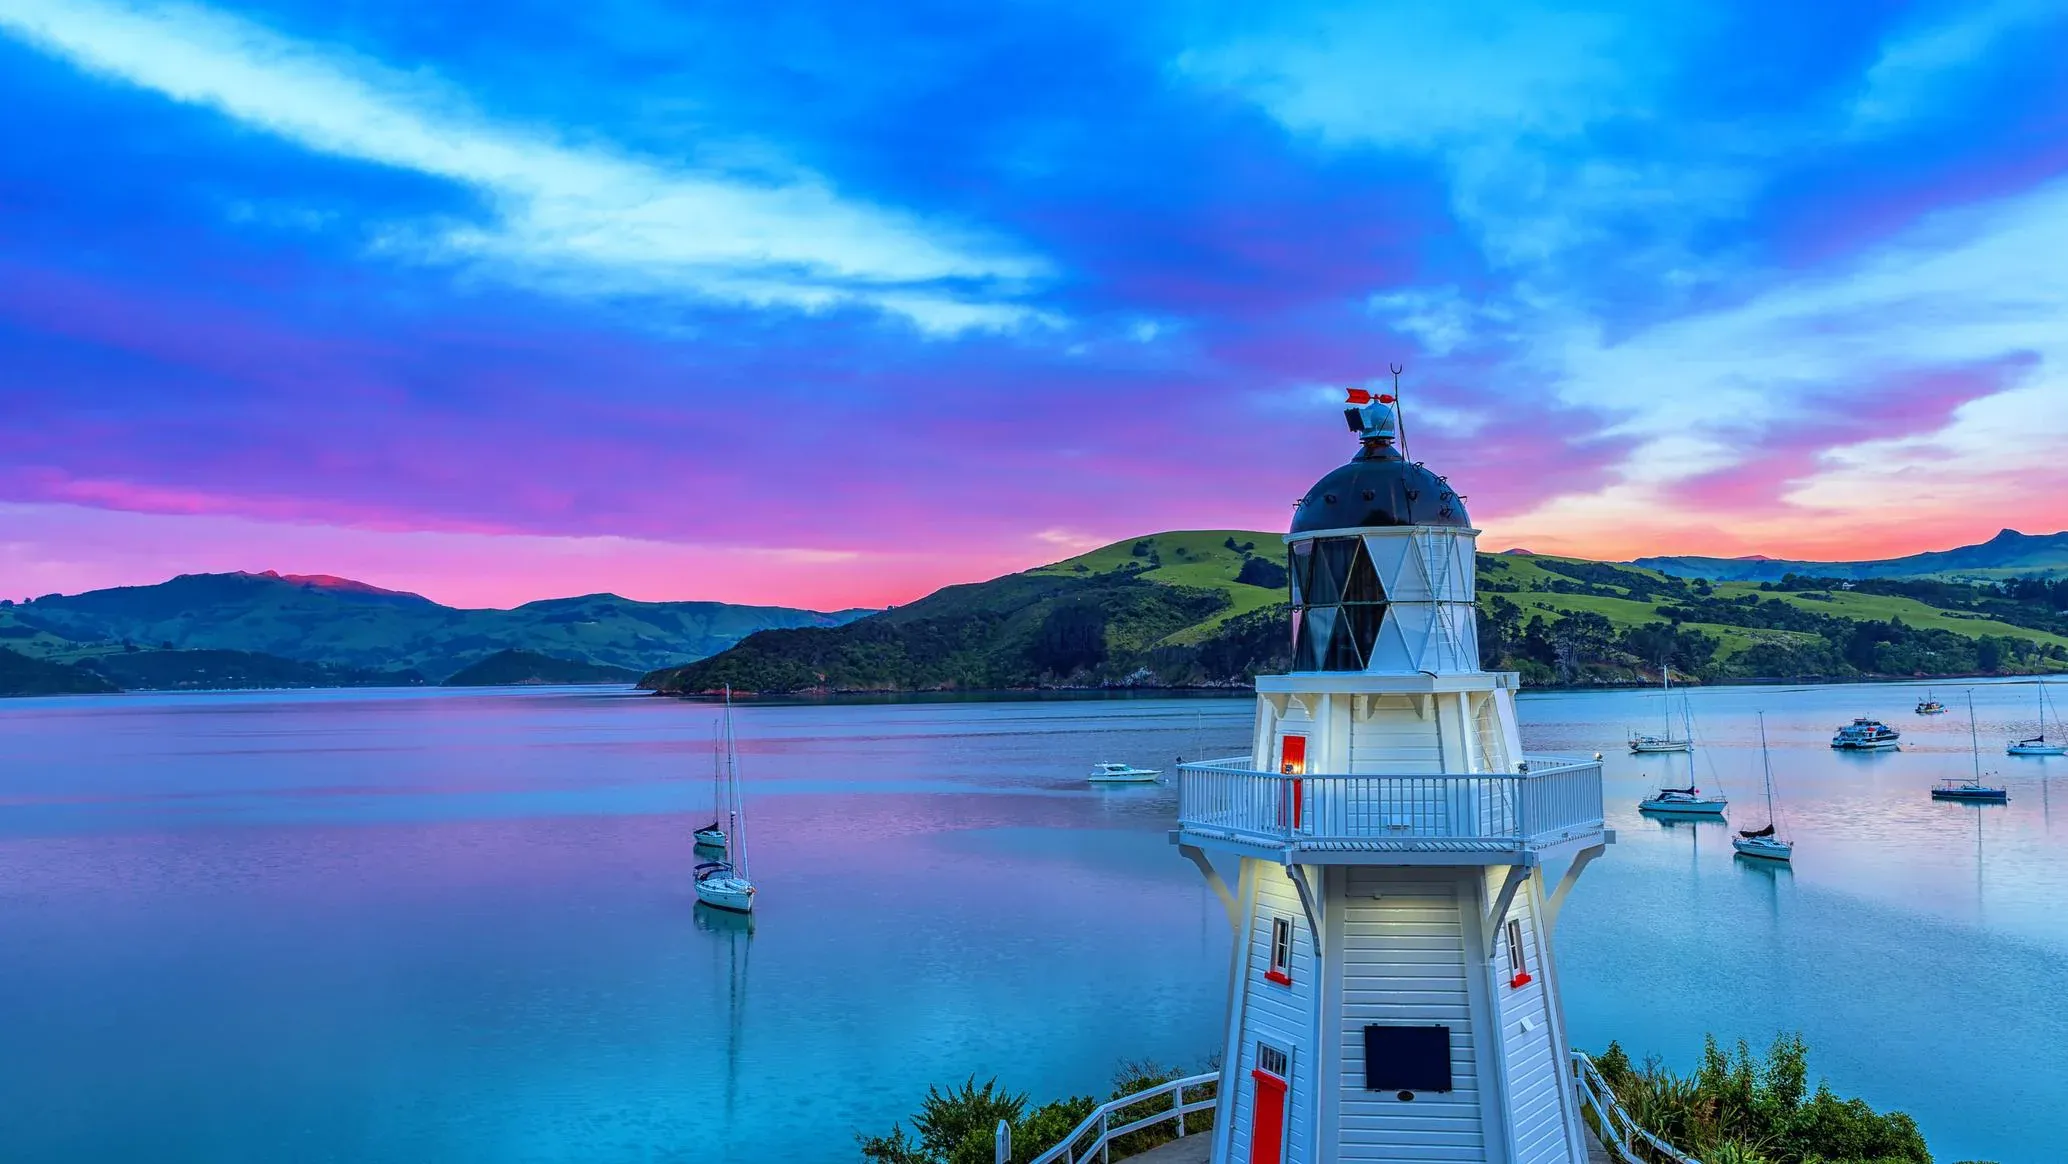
[644,532,2068,694]
[443,649,643,686]
[1,572,870,685]
[0,647,119,696]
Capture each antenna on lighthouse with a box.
[1390,363,1410,460]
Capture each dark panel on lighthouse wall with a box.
[1363,1024,1453,1093]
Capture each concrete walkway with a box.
[1114,1134,1211,1164]
[1115,1129,1613,1163]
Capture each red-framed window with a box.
[1266,916,1294,985]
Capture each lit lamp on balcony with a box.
[1174,387,1612,1164]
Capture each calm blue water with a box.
[0,682,2062,1163]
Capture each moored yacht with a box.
[1732,712,1792,862]
[2007,681,2065,756]
[1934,692,2008,804]
[1831,718,1900,750]
[1088,761,1161,783]
[694,687,757,914]
[1628,665,1692,753]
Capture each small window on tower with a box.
[1257,1042,1290,1078]
[1267,917,1294,985]
[1505,918,1531,988]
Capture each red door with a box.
[1277,736,1307,831]
[1249,1068,1287,1164]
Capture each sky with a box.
[2,0,2066,610]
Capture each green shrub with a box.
[1595,1034,1930,1164]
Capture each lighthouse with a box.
[1175,391,1610,1164]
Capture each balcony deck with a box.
[1174,755,1607,865]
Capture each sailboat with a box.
[1733,712,1792,862]
[1629,665,1692,753]
[1639,702,1727,816]
[693,723,727,849]
[1934,691,2009,803]
[2007,681,2066,756]
[695,687,758,913]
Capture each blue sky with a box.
[2,0,2065,607]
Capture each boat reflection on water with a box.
[695,900,754,1137]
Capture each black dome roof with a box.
[1290,448,1469,533]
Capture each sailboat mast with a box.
[1683,700,1696,785]
[1968,690,1982,781]
[723,685,750,879]
[1662,664,1673,738]
[1757,712,1775,825]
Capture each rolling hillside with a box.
[645,531,2068,694]
[0,571,869,690]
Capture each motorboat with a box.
[1639,786,1729,816]
[1934,692,2008,804]
[694,687,757,914]
[1831,718,1900,750]
[1628,665,1691,753]
[2007,681,2065,756]
[1915,692,1946,715]
[1089,762,1161,783]
[1732,713,1792,863]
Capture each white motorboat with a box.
[2007,681,2065,756]
[1089,762,1161,783]
[1628,665,1691,753]
[1732,712,1792,863]
[1831,718,1900,750]
[695,687,757,914]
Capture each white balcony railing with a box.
[1176,755,1603,853]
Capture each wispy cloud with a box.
[0,0,1050,332]
[1848,0,2062,132]
[1172,1,1744,271]
[1491,175,2068,552]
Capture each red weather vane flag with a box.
[1343,389,1395,405]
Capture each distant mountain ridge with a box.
[0,571,870,691]
[1634,529,2068,583]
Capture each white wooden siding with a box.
[1337,868,1484,1162]
[1488,869,1576,1164]
[1347,700,1443,773]
[1232,860,1317,1163]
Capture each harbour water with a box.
[1,681,2062,1163]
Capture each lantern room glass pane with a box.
[1298,607,1337,672]
[1322,610,1364,671]
[1307,538,1356,606]
[1288,543,1310,606]
[1344,602,1385,664]
[1342,541,1385,604]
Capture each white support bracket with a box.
[1180,843,1241,932]
[1545,844,1606,933]
[1483,863,1530,951]
[1285,863,1323,958]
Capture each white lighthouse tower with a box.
[1175,391,1610,1164]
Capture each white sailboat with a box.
[1639,702,1727,816]
[695,687,757,913]
[1935,691,2009,803]
[1629,665,1692,753]
[2007,681,2066,756]
[1732,712,1792,862]
[693,722,727,849]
